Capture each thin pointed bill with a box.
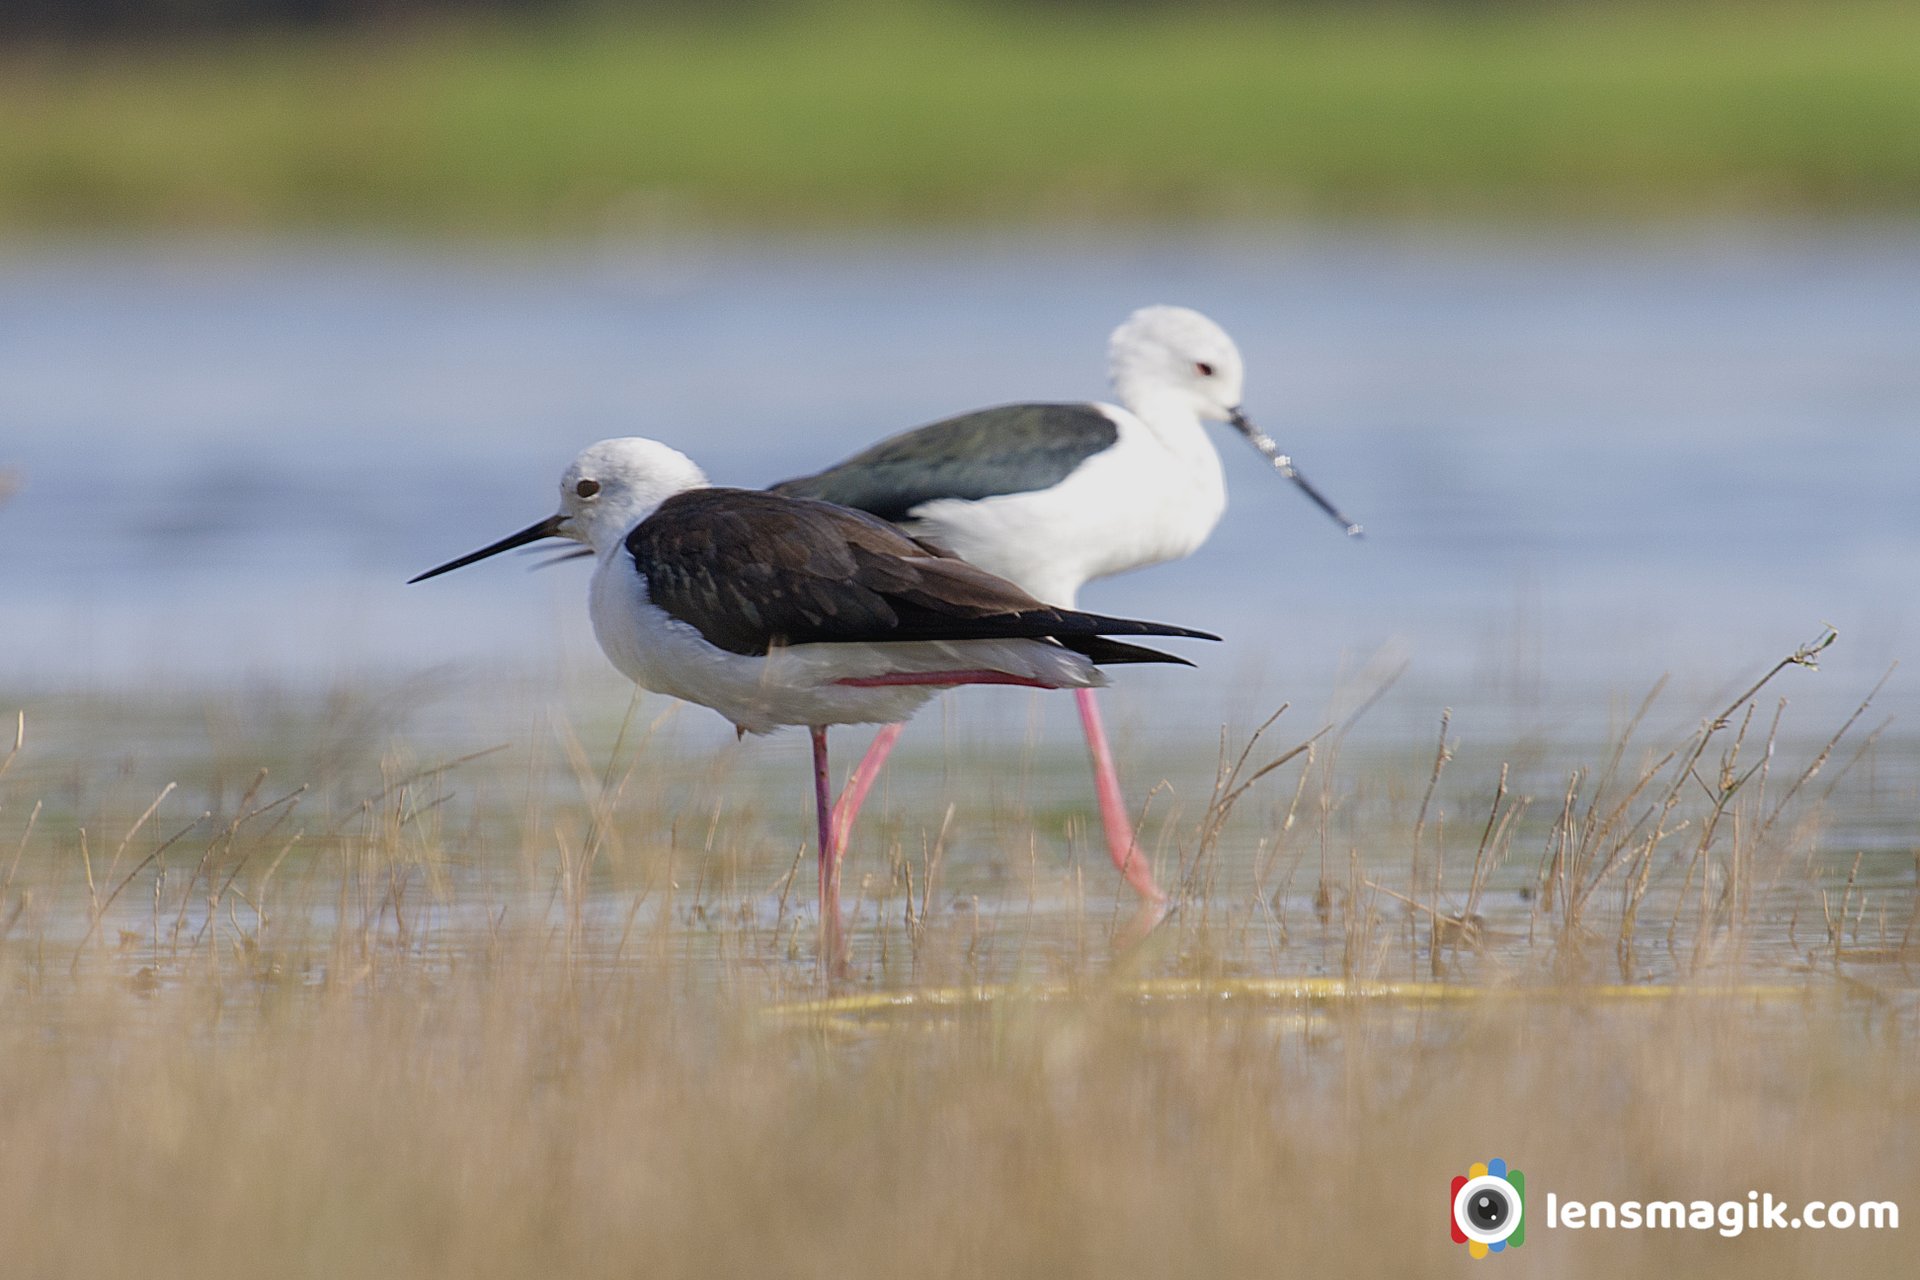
[524,546,597,571]
[409,514,568,583]
[1228,409,1364,538]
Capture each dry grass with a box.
[0,640,1914,1276]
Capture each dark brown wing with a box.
[625,488,1217,659]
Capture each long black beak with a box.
[409,514,568,583]
[1228,409,1364,538]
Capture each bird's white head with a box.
[557,437,710,556]
[1107,305,1246,424]
[409,437,708,585]
[1101,305,1368,539]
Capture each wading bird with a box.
[412,437,1216,973]
[772,305,1360,910]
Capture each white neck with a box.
[1120,386,1216,454]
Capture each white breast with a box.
[902,403,1226,608]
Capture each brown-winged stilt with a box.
[411,437,1217,973]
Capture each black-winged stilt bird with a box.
[410,437,1217,972]
[772,305,1360,908]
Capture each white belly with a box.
[902,406,1226,608]
[586,558,1105,735]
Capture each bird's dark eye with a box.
[1195,361,1216,377]
[575,479,601,498]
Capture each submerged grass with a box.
[1,637,1915,1274]
[3,1,1920,232]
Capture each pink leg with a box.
[832,723,904,855]
[1074,688,1166,906]
[811,727,848,978]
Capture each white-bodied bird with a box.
[772,306,1360,908]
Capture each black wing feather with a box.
[769,403,1119,521]
[1054,636,1195,667]
[627,488,1215,660]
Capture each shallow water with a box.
[7,667,1910,999]
[3,225,1915,738]
[5,233,1920,1280]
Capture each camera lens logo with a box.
[1451,1159,1526,1258]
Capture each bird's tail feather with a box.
[1042,608,1219,643]
[1055,635,1194,667]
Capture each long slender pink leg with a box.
[1074,688,1166,906]
[810,726,848,977]
[831,723,904,855]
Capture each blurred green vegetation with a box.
[2,0,1917,232]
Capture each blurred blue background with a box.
[5,227,1915,736]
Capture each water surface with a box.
[3,226,1916,744]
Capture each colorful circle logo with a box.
[1451,1159,1526,1258]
